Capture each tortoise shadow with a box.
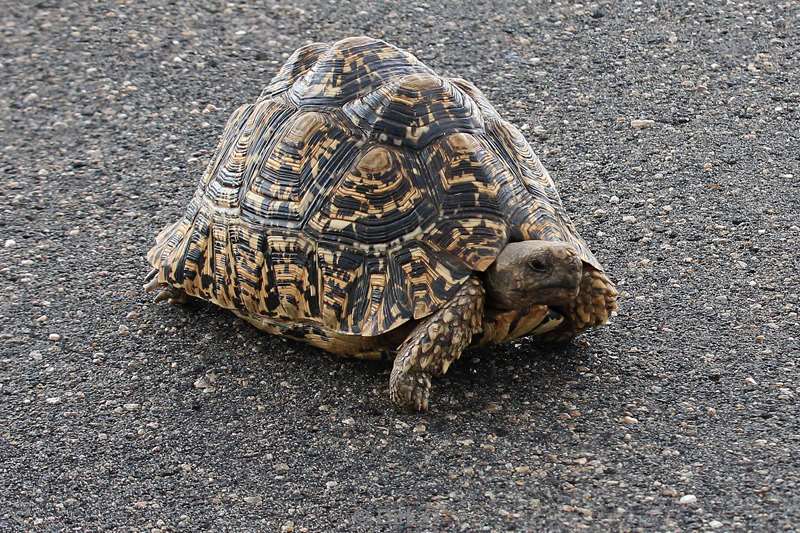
[163,297,593,418]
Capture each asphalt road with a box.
[1,1,799,531]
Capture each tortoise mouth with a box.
[531,306,567,336]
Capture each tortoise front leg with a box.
[389,276,484,411]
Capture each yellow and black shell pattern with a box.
[147,36,603,338]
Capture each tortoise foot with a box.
[143,268,187,305]
[142,268,161,292]
[389,368,431,412]
[153,287,188,305]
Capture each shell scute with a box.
[343,73,483,149]
[240,110,362,230]
[259,42,329,100]
[393,241,472,320]
[261,232,319,320]
[290,37,432,107]
[421,133,516,271]
[306,145,437,246]
[448,78,501,121]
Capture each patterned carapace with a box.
[146,36,613,357]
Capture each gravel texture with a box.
[1,1,799,531]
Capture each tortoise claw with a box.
[153,287,188,305]
[143,268,160,292]
[143,267,157,283]
[145,268,187,305]
[153,289,172,303]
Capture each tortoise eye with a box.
[528,258,549,273]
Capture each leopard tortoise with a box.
[144,36,618,411]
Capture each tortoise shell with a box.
[147,36,603,338]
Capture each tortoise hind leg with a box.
[143,268,188,305]
[389,276,485,411]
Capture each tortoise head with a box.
[484,240,582,311]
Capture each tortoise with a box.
[144,36,618,411]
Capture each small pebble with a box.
[622,215,637,223]
[679,494,697,505]
[243,495,262,505]
[609,195,620,204]
[631,119,655,129]
[325,480,338,489]
[193,375,217,392]
[4,239,16,248]
[622,416,639,425]
[48,333,61,342]
[745,376,757,386]
[45,397,61,404]
[709,520,723,529]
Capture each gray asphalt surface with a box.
[2,1,799,531]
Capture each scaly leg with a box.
[389,276,485,411]
[142,268,188,305]
[539,267,618,344]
